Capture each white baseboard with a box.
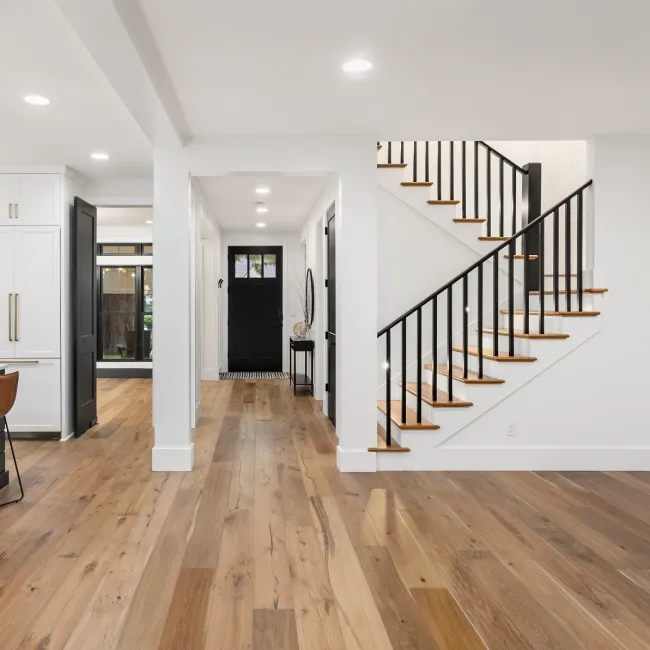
[202,369,220,381]
[152,443,194,471]
[337,447,377,472]
[376,446,650,471]
[60,430,74,442]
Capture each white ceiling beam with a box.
[52,0,191,147]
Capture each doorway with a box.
[228,246,283,371]
[326,203,336,426]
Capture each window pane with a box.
[143,315,153,359]
[263,254,276,278]
[249,254,262,278]
[235,254,248,278]
[143,267,153,313]
[118,245,137,255]
[101,245,119,255]
[101,267,136,312]
[101,313,135,358]
[143,244,153,255]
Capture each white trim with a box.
[97,361,152,369]
[195,400,202,426]
[60,431,74,442]
[202,370,220,381]
[376,447,650,471]
[337,446,377,472]
[152,443,194,471]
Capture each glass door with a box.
[143,266,153,359]
[99,267,137,359]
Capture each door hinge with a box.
[325,383,329,392]
[324,279,328,288]
[325,331,329,340]
[324,226,328,235]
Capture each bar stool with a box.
[0,372,24,507]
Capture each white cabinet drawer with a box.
[1,359,61,434]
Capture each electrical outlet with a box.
[507,422,517,437]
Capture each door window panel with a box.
[235,254,248,278]
[100,267,136,359]
[249,254,262,278]
[263,254,276,278]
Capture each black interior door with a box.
[73,197,98,436]
[228,246,282,371]
[326,203,336,426]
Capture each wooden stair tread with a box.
[479,236,510,241]
[453,218,486,223]
[428,199,460,205]
[377,163,407,169]
[425,363,504,384]
[377,401,439,430]
[482,328,569,340]
[529,288,608,295]
[500,309,601,317]
[504,254,539,260]
[370,424,410,452]
[401,181,433,187]
[403,382,472,407]
[453,345,537,362]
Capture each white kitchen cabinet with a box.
[0,174,60,226]
[13,227,61,358]
[2,359,61,434]
[0,228,14,358]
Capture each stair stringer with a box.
[376,310,603,470]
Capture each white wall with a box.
[221,230,305,374]
[97,222,152,243]
[85,177,153,206]
[435,135,650,468]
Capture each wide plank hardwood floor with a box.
[1,377,650,648]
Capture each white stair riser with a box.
[529,293,596,312]
[500,313,565,334]
[375,408,404,446]
[402,387,470,428]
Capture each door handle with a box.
[14,293,18,342]
[8,294,12,342]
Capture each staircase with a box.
[373,141,608,467]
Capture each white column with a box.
[152,148,194,471]
[336,145,379,472]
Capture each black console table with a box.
[0,366,7,490]
[289,337,314,396]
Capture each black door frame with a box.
[326,203,336,427]
[227,245,283,371]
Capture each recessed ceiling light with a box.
[145,220,153,224]
[90,152,110,160]
[342,59,373,74]
[24,94,51,106]
[256,222,266,228]
[255,205,268,213]
[255,186,270,195]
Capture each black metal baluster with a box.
[478,264,484,379]
[437,141,442,200]
[388,141,392,164]
[413,141,418,183]
[385,333,391,445]
[432,297,438,400]
[416,307,422,421]
[401,319,407,424]
[486,151,492,236]
[474,142,479,219]
[462,275,468,379]
[447,286,453,400]
[493,252,499,357]
[450,141,455,200]
[577,191,583,312]
[461,141,467,219]
[499,158,504,237]
[539,219,545,334]
[510,167,517,235]
[523,231,530,335]
[508,240,515,357]
[553,209,560,313]
[425,141,430,183]
[565,201,572,312]
[400,141,404,165]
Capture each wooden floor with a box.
[1,379,650,649]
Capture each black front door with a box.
[326,203,336,426]
[228,246,283,371]
[72,197,98,436]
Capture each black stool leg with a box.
[0,417,25,507]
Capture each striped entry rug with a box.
[219,371,289,380]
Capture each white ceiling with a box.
[195,174,331,231]
[0,0,152,179]
[139,0,650,139]
[97,206,153,226]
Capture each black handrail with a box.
[477,141,529,175]
[377,179,593,446]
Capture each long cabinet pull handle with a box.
[15,203,18,219]
[8,203,12,219]
[8,294,12,342]
[14,293,18,342]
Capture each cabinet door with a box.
[3,359,61,434]
[0,228,15,358]
[14,227,61,358]
[15,175,60,225]
[0,176,18,226]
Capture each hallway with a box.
[0,379,650,648]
